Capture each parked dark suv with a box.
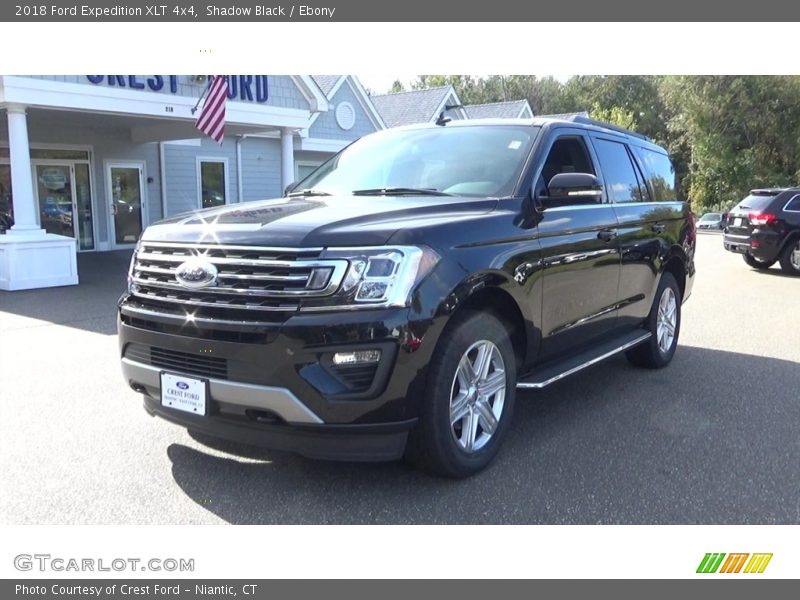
[118,116,695,477]
[723,188,800,275]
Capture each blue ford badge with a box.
[176,381,189,390]
[175,259,218,289]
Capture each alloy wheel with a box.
[791,242,800,270]
[656,287,677,354]
[449,340,507,453]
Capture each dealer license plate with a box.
[160,372,207,416]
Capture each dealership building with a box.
[0,75,530,290]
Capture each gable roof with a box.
[305,75,386,133]
[370,86,458,127]
[311,75,343,98]
[465,99,533,119]
[290,76,329,112]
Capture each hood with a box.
[141,195,499,247]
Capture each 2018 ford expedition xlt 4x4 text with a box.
[118,116,696,478]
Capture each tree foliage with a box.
[408,75,800,212]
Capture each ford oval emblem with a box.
[175,259,218,289]
[176,381,189,390]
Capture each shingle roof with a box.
[465,100,532,119]
[370,86,453,127]
[311,75,343,97]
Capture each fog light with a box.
[332,349,382,365]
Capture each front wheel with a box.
[626,272,681,369]
[743,253,775,270]
[778,239,800,275]
[407,311,517,478]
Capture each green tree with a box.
[408,74,800,212]
[661,76,800,211]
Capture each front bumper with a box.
[118,297,442,460]
[143,393,415,461]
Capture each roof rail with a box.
[561,114,651,141]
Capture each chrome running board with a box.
[516,331,652,390]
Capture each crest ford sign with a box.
[86,75,269,102]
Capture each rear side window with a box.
[637,147,677,201]
[592,138,647,203]
[784,194,800,212]
[733,194,775,212]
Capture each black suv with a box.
[118,116,695,477]
[723,188,800,275]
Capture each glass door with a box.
[107,163,145,247]
[74,163,94,250]
[31,161,95,250]
[34,162,76,240]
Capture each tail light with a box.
[687,211,697,244]
[749,212,778,226]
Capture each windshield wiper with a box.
[287,189,332,197]
[352,187,452,197]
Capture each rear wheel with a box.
[407,311,516,478]
[778,239,800,275]
[743,253,775,270]
[626,272,681,369]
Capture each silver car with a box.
[698,212,724,230]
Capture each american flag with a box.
[195,76,228,144]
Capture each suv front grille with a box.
[130,242,347,312]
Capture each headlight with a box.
[302,245,440,310]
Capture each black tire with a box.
[407,310,517,478]
[777,239,800,275]
[743,253,775,270]
[626,272,681,369]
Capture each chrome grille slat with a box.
[132,276,318,297]
[140,241,324,254]
[217,272,309,282]
[131,289,301,311]
[131,242,347,312]
[136,264,310,282]
[137,251,321,269]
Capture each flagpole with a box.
[191,77,213,115]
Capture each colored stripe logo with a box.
[697,553,773,574]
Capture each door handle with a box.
[651,223,666,234]
[597,229,618,242]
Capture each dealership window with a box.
[0,163,12,232]
[295,161,322,187]
[198,159,228,208]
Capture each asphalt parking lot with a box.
[1,231,798,524]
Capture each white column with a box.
[0,103,78,290]
[5,104,42,235]
[280,127,295,191]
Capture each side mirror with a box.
[283,182,296,197]
[538,173,603,208]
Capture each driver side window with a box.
[535,136,596,199]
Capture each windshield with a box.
[295,125,539,198]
